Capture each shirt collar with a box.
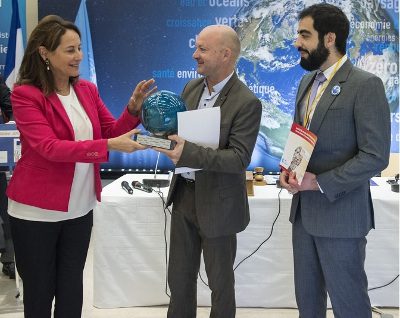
[321,55,347,80]
[203,71,234,97]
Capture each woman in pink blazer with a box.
[7,15,155,318]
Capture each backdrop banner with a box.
[37,0,399,173]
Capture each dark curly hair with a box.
[299,3,349,55]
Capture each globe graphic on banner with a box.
[234,0,399,171]
[141,90,187,136]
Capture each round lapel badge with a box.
[331,85,341,96]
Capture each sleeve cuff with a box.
[317,180,324,193]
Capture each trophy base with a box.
[254,180,267,186]
[135,134,175,150]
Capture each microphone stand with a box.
[143,152,170,188]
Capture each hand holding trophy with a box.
[136,90,187,150]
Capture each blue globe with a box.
[141,90,187,136]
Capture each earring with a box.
[45,59,50,71]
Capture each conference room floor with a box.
[0,239,398,318]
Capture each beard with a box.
[299,40,330,71]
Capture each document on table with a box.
[175,107,220,174]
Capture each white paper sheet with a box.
[175,107,220,174]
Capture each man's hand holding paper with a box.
[155,107,221,172]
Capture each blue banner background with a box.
[35,0,400,173]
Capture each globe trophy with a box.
[136,90,187,149]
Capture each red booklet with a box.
[280,122,317,184]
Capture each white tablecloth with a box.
[93,174,399,308]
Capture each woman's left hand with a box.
[127,78,157,115]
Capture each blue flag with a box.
[75,0,97,85]
[4,0,24,89]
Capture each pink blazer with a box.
[7,80,140,211]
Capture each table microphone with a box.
[121,181,133,194]
[132,181,153,193]
[387,173,399,193]
[143,151,170,188]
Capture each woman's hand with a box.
[107,129,148,153]
[127,79,157,115]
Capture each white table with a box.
[93,174,399,308]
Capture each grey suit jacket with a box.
[166,73,262,238]
[290,60,391,238]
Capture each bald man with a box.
[157,25,262,318]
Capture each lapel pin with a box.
[331,85,341,96]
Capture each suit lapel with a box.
[295,72,315,124]
[47,92,75,138]
[213,73,237,109]
[188,73,237,110]
[309,60,353,134]
[47,81,100,140]
[187,81,204,111]
[73,82,97,129]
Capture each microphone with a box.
[132,181,153,193]
[121,181,133,194]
